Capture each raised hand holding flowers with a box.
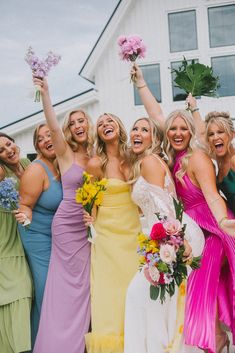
[25,46,61,102]
[117,34,146,82]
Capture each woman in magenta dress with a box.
[164,110,235,353]
[32,77,94,353]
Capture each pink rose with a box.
[150,223,166,240]
[163,219,182,236]
[159,244,176,264]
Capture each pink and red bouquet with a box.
[25,46,61,102]
[117,34,146,82]
[137,199,201,303]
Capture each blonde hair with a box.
[128,117,164,184]
[62,109,94,157]
[205,111,235,156]
[33,123,60,180]
[163,109,198,184]
[95,113,128,174]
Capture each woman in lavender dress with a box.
[32,77,94,353]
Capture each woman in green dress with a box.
[0,132,32,353]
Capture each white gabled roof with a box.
[2,88,99,136]
[79,0,134,82]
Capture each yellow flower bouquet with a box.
[75,172,107,242]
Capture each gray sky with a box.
[0,0,119,127]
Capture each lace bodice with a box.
[132,174,177,233]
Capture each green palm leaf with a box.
[171,57,220,97]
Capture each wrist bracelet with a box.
[190,107,199,113]
[136,84,147,89]
[219,216,228,227]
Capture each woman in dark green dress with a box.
[0,132,32,353]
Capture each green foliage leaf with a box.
[150,285,159,300]
[173,198,184,222]
[160,285,166,304]
[190,255,201,269]
[157,262,169,273]
[171,57,220,97]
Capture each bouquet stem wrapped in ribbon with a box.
[0,177,30,226]
[25,46,61,102]
[75,172,107,243]
[117,34,146,82]
[137,199,201,303]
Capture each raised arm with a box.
[33,77,68,158]
[191,149,235,236]
[131,63,165,129]
[186,93,206,143]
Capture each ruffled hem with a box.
[85,332,124,353]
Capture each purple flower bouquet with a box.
[25,46,61,102]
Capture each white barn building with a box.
[2,0,235,158]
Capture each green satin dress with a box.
[218,169,235,214]
[0,159,33,353]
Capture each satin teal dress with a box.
[18,160,62,347]
[218,169,235,214]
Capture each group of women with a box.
[0,63,234,353]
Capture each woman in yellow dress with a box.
[85,113,141,353]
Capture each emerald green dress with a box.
[218,169,235,214]
[0,159,33,353]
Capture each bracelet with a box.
[219,216,228,227]
[136,84,147,89]
[190,107,199,113]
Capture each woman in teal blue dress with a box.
[16,124,63,346]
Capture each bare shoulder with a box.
[190,148,211,164]
[0,166,5,181]
[141,155,166,178]
[21,162,46,181]
[86,156,103,178]
[231,154,235,171]
[141,154,166,170]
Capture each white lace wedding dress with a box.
[124,171,205,353]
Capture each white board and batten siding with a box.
[2,0,235,156]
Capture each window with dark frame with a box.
[134,64,162,106]
[211,55,235,97]
[168,10,198,53]
[208,4,235,48]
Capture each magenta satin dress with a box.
[33,163,91,353]
[173,151,235,353]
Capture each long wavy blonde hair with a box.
[163,109,198,185]
[128,117,164,184]
[95,113,128,173]
[62,109,94,157]
[205,111,235,156]
[33,123,60,179]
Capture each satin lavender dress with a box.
[33,163,91,353]
[173,151,235,353]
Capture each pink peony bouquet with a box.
[117,34,146,82]
[25,46,61,102]
[137,199,201,303]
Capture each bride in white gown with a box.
[124,117,205,353]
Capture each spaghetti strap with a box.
[33,160,54,179]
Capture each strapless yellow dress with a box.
[85,179,141,353]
